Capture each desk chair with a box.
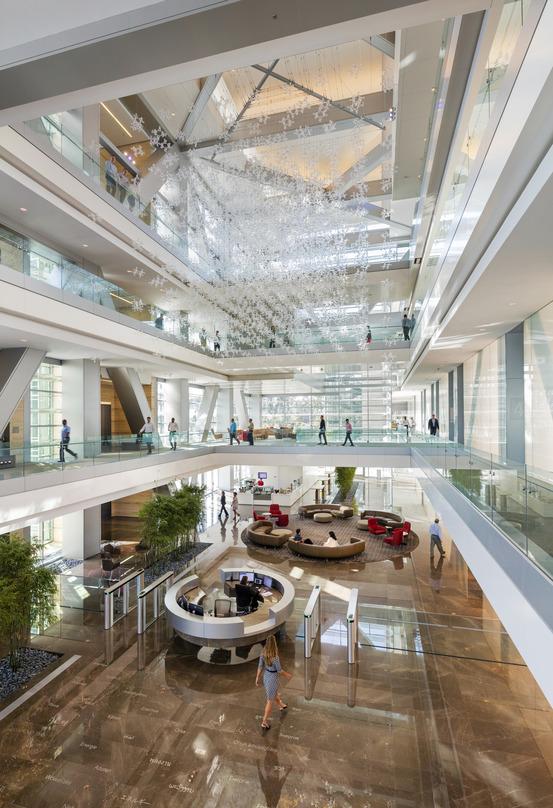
[214,599,232,617]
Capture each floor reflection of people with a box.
[257,748,292,808]
[430,555,445,592]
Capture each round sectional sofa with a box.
[246,520,293,548]
[356,510,403,531]
[297,504,354,519]
[288,536,365,559]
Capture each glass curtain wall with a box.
[261,370,393,436]
[524,299,553,477]
[464,337,506,460]
[30,362,63,461]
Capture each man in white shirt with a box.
[168,417,178,450]
[139,416,154,454]
[429,518,446,558]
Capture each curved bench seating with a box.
[288,537,365,559]
[247,520,292,547]
[298,504,354,519]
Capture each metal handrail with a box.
[347,588,359,664]
[304,585,321,659]
[104,568,144,630]
[137,570,174,634]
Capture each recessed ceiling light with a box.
[82,244,88,248]
[20,207,27,212]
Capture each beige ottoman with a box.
[356,519,369,531]
[314,512,333,523]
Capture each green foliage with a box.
[0,535,57,670]
[138,485,205,565]
[449,468,482,498]
[335,467,356,501]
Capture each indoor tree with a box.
[335,467,356,501]
[0,535,57,670]
[138,484,205,564]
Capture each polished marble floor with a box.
[1,477,553,807]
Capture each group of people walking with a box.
[199,328,222,353]
[218,489,240,523]
[318,415,354,446]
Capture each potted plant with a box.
[0,535,57,670]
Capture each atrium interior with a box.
[1,1,553,806]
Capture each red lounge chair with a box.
[384,528,404,546]
[253,510,264,521]
[269,503,282,516]
[402,521,411,538]
[367,517,387,535]
[276,514,289,527]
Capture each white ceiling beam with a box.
[332,140,389,197]
[178,73,222,143]
[366,34,395,58]
[0,0,489,126]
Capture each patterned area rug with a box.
[241,514,419,565]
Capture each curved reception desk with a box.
[165,566,295,648]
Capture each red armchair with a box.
[253,509,264,521]
[402,521,411,538]
[276,514,289,527]
[367,517,387,535]
[269,503,282,516]
[385,528,404,546]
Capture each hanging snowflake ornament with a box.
[130,114,145,133]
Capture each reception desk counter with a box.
[164,566,295,647]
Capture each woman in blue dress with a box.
[255,635,292,730]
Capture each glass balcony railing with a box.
[418,442,553,581]
[0,429,454,484]
[411,0,536,347]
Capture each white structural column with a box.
[0,347,45,436]
[164,378,190,442]
[236,388,249,429]
[61,505,102,560]
[62,359,101,457]
[215,386,234,434]
[106,367,151,434]
[197,384,219,441]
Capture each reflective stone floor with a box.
[1,478,553,807]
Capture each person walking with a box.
[318,414,327,445]
[232,491,239,524]
[104,156,118,196]
[256,635,292,731]
[58,419,78,462]
[139,416,154,453]
[402,313,410,341]
[218,490,229,520]
[365,325,372,345]
[199,328,207,348]
[342,418,354,446]
[268,325,276,349]
[168,417,178,450]
[409,314,416,339]
[401,416,410,438]
[214,330,221,352]
[429,517,446,558]
[428,413,440,436]
[248,418,255,446]
[229,417,240,445]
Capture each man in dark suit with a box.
[428,414,440,436]
[235,576,264,612]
